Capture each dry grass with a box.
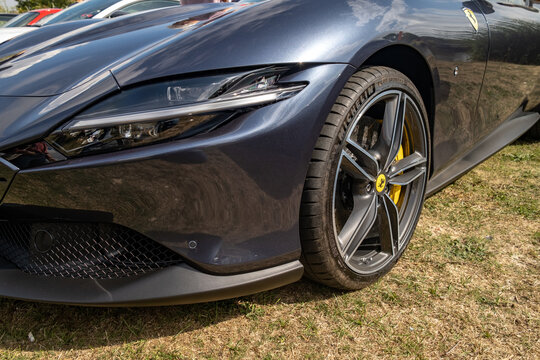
[0,140,538,360]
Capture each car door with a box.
[428,0,490,176]
[475,0,540,136]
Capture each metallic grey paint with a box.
[0,0,538,305]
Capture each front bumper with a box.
[0,64,354,304]
[0,258,303,306]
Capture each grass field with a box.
[0,139,538,360]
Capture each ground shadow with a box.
[0,278,344,352]
[518,130,539,143]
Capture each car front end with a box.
[0,1,361,305]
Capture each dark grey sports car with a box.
[0,0,538,306]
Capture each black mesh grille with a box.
[0,222,183,279]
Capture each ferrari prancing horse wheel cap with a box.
[376,174,387,193]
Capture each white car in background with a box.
[0,0,179,44]
[0,27,35,44]
[0,9,61,44]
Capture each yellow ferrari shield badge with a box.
[462,7,479,33]
[376,174,387,193]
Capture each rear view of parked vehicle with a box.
[0,9,62,44]
[2,8,61,27]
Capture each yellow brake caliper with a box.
[375,118,406,205]
[389,145,404,204]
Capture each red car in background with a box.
[2,9,61,28]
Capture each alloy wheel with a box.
[332,89,428,275]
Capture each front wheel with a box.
[300,66,430,290]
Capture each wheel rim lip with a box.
[331,88,428,275]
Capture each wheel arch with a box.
[359,44,436,176]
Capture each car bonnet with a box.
[0,3,245,97]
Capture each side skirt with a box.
[426,110,539,197]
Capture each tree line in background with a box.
[16,0,73,12]
[0,0,73,12]
[0,0,12,12]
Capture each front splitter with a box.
[0,260,303,306]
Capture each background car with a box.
[0,13,17,27]
[0,27,35,43]
[0,0,537,306]
[41,0,180,25]
[0,9,62,44]
[0,0,179,44]
[1,8,61,27]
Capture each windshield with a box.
[3,12,39,27]
[43,0,119,25]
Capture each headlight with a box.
[46,67,307,158]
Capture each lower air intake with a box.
[0,222,183,279]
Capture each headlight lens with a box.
[46,114,225,157]
[46,67,306,158]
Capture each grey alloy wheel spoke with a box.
[388,166,427,186]
[378,193,400,255]
[339,194,378,261]
[388,152,427,177]
[346,138,379,177]
[378,93,407,171]
[340,150,376,182]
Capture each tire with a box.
[300,66,430,290]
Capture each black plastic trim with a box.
[426,111,539,196]
[0,260,304,306]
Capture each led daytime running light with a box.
[63,84,306,132]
